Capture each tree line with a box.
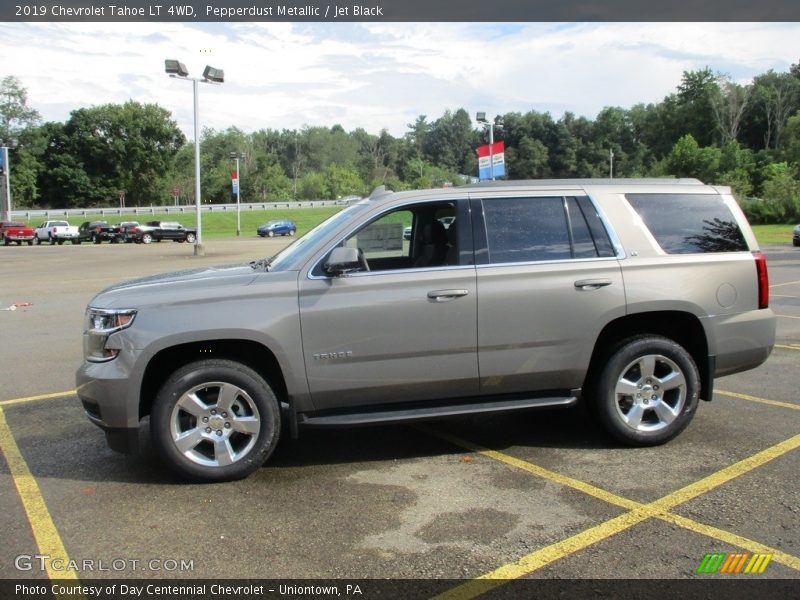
[1,62,800,222]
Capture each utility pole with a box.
[0,146,11,221]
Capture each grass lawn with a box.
[751,224,796,247]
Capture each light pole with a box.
[0,146,11,221]
[165,59,224,256]
[230,152,246,237]
[476,112,495,181]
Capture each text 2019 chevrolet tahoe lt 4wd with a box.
[77,179,775,481]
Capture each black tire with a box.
[186,233,196,244]
[3,238,9,246]
[27,240,33,246]
[16,240,22,245]
[36,237,42,245]
[592,335,699,447]
[57,239,64,245]
[49,236,55,245]
[141,233,153,244]
[150,359,281,482]
[268,231,274,238]
[93,234,101,244]
[73,239,81,245]
[289,230,295,236]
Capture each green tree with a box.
[0,75,40,146]
[665,134,721,182]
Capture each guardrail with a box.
[10,200,345,220]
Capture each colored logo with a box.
[696,552,772,574]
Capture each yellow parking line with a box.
[0,408,77,580]
[428,431,800,598]
[770,279,800,288]
[433,510,652,600]
[417,426,640,511]
[658,512,800,571]
[717,390,800,411]
[776,314,800,320]
[0,390,76,407]
[650,433,800,511]
[775,344,800,351]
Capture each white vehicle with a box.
[35,220,80,245]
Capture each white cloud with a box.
[1,22,798,138]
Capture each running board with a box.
[298,395,577,428]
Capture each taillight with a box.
[754,251,769,309]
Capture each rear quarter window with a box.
[625,193,748,254]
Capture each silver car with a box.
[77,179,775,481]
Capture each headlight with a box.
[84,308,137,362]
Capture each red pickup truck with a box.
[0,221,35,246]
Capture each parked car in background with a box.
[114,221,141,243]
[0,221,35,246]
[35,220,80,245]
[793,224,800,247]
[131,221,196,244]
[257,220,297,237]
[78,221,120,244]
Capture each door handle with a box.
[574,279,612,291]
[427,289,469,302]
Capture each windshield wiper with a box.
[250,257,272,271]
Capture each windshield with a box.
[266,202,370,272]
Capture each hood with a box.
[90,263,262,308]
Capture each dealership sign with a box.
[477,141,505,180]
[231,170,239,194]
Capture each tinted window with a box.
[566,197,598,259]
[626,194,747,254]
[483,197,571,263]
[575,196,616,257]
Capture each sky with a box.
[1,22,799,139]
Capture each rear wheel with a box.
[592,336,699,446]
[27,240,33,246]
[151,359,281,482]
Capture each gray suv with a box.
[77,179,776,481]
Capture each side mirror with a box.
[325,246,362,276]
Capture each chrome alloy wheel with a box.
[169,381,261,467]
[613,354,686,433]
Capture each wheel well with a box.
[139,340,288,420]
[585,311,711,400]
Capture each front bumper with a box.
[76,358,142,454]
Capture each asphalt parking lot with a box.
[0,240,798,593]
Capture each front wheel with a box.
[592,336,700,446]
[141,233,153,244]
[185,233,196,244]
[150,359,281,482]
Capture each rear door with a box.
[472,194,626,396]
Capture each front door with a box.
[298,199,479,410]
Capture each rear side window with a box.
[626,194,748,254]
[481,196,616,264]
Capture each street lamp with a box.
[476,112,496,181]
[230,151,246,237]
[165,59,224,256]
[0,146,10,221]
